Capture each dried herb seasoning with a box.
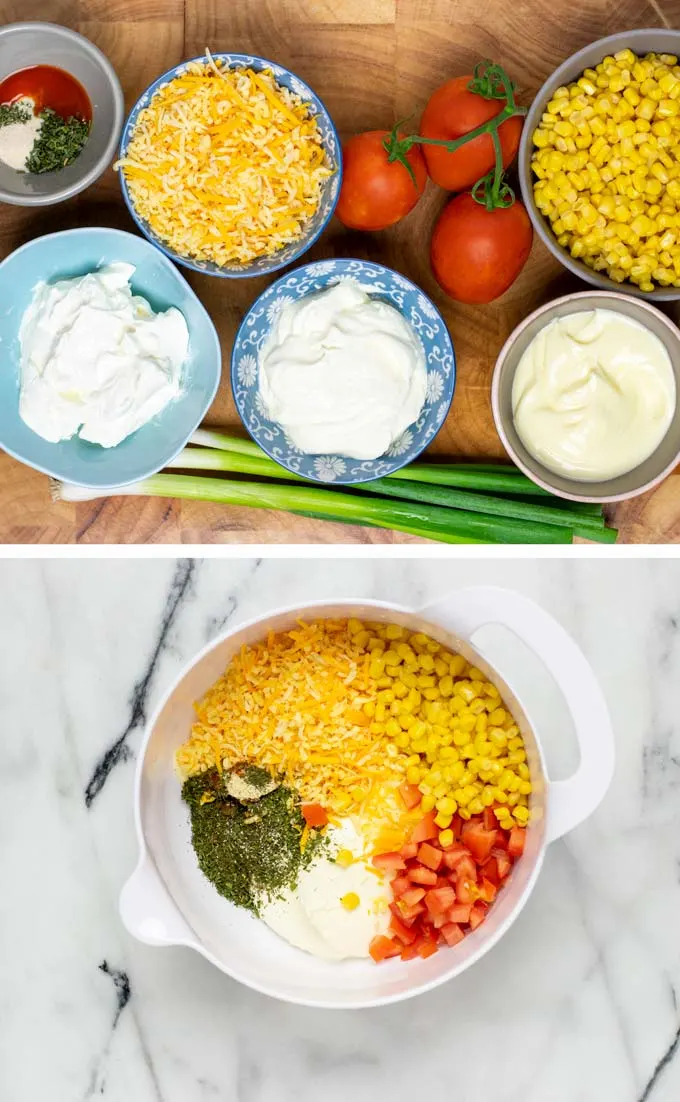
[182,769,326,913]
[26,108,89,174]
[0,102,32,127]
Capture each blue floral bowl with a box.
[231,259,456,484]
[118,54,342,279]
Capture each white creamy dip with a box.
[512,309,676,481]
[259,819,390,960]
[19,262,189,448]
[0,98,42,171]
[258,279,427,460]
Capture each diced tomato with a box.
[456,875,476,904]
[400,842,419,860]
[390,875,411,897]
[398,782,422,810]
[372,851,406,872]
[481,857,500,886]
[441,921,465,947]
[442,844,471,870]
[450,813,463,839]
[418,842,443,871]
[301,803,328,827]
[415,935,439,959]
[424,885,456,915]
[400,941,420,961]
[431,910,450,929]
[369,935,401,962]
[461,822,498,863]
[447,902,472,923]
[409,811,439,843]
[493,829,509,850]
[468,903,488,930]
[492,847,512,879]
[390,901,422,927]
[401,887,426,907]
[408,865,438,886]
[478,877,498,903]
[483,807,498,832]
[389,914,417,945]
[455,855,477,883]
[508,827,526,857]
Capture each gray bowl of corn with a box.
[519,28,680,301]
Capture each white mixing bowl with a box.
[120,586,614,1008]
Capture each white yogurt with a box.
[19,262,189,448]
[259,819,390,960]
[512,309,676,481]
[258,279,427,460]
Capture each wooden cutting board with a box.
[1,0,679,544]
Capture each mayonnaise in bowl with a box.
[511,308,677,482]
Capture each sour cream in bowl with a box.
[232,258,456,484]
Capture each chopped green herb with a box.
[182,769,326,913]
[0,102,32,127]
[26,108,89,174]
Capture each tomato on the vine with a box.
[420,75,523,191]
[335,130,427,231]
[431,192,533,305]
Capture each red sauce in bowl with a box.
[0,65,91,121]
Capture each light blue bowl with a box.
[0,227,221,488]
[231,259,456,484]
[119,54,342,278]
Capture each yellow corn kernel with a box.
[658,99,680,117]
[420,793,436,813]
[435,811,453,829]
[513,806,530,826]
[336,849,355,868]
[519,781,533,796]
[637,97,656,120]
[341,892,360,911]
[438,829,454,848]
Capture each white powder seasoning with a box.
[0,98,42,171]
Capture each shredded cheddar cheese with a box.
[175,619,407,817]
[116,54,333,266]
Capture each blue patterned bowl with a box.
[118,54,342,279]
[231,259,456,484]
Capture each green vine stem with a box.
[383,60,526,210]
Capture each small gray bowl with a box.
[518,28,680,301]
[492,290,680,503]
[0,22,123,206]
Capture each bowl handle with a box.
[119,852,195,947]
[419,585,614,843]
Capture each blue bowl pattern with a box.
[0,227,221,488]
[231,258,456,484]
[118,54,342,279]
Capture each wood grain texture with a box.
[0,0,679,543]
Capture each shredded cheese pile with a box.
[116,54,333,266]
[176,619,406,817]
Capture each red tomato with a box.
[481,857,500,887]
[335,130,427,231]
[409,811,439,843]
[389,915,417,945]
[391,900,425,926]
[301,803,328,827]
[441,922,465,947]
[372,852,406,872]
[400,842,419,860]
[418,842,443,871]
[447,902,472,924]
[431,192,533,305]
[478,877,498,903]
[442,844,471,871]
[401,887,426,907]
[420,76,523,191]
[400,941,421,961]
[369,935,401,962]
[461,822,498,863]
[454,855,477,883]
[483,808,498,832]
[508,827,526,857]
[390,875,411,897]
[424,885,456,915]
[408,865,438,886]
[398,782,423,810]
[416,935,439,959]
[468,903,488,930]
[492,847,512,879]
[455,875,476,905]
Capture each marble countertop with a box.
[1,558,679,1102]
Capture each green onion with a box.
[52,473,573,544]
